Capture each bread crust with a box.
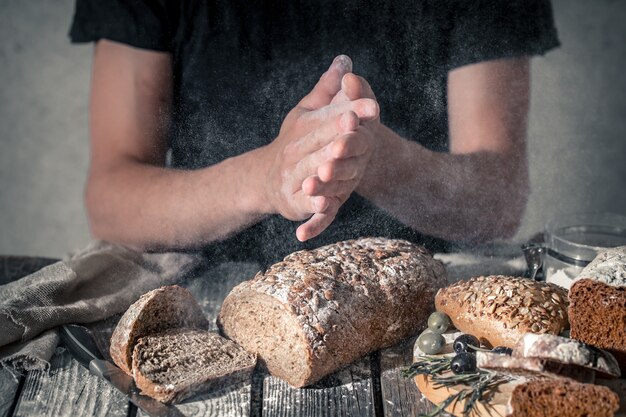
[435,276,569,348]
[218,237,447,387]
[110,285,209,375]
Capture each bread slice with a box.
[476,351,596,383]
[507,379,619,417]
[569,279,626,372]
[132,328,256,404]
[435,276,569,348]
[513,333,621,378]
[110,285,209,375]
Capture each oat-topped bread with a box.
[506,379,620,417]
[217,237,447,387]
[110,285,209,375]
[132,328,256,404]
[435,276,569,348]
[569,279,626,372]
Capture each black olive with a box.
[450,352,477,374]
[492,346,513,355]
[453,334,480,353]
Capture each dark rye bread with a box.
[110,285,209,375]
[507,379,619,417]
[435,276,569,348]
[217,237,447,387]
[569,279,626,372]
[132,328,256,404]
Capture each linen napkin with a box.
[0,240,203,373]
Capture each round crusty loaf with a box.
[217,237,447,387]
[435,276,569,349]
[110,285,209,375]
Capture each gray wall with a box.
[0,0,625,258]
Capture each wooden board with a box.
[12,348,128,417]
[414,373,517,417]
[410,331,520,417]
[0,368,22,417]
[379,337,437,417]
[262,355,375,417]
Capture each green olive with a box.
[427,312,452,334]
[417,331,446,355]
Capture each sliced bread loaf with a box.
[110,285,209,375]
[218,237,447,387]
[506,379,619,417]
[569,279,626,373]
[132,328,256,404]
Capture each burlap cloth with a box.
[0,241,202,373]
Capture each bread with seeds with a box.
[434,276,569,349]
[218,237,447,387]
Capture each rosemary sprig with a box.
[403,356,511,417]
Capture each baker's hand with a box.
[260,56,378,233]
[296,73,381,241]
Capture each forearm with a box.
[86,148,270,251]
[357,124,529,243]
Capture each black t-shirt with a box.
[70,0,559,266]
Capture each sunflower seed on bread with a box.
[435,276,569,348]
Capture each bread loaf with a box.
[506,379,619,417]
[132,328,256,404]
[569,279,626,372]
[434,276,569,348]
[217,237,447,387]
[110,285,209,375]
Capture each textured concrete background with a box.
[0,0,625,258]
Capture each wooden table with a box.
[0,250,527,417]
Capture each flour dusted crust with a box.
[109,285,209,375]
[574,245,626,287]
[435,276,569,349]
[217,237,447,387]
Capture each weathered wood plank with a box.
[262,355,375,417]
[136,261,261,417]
[380,337,437,417]
[12,348,128,417]
[0,367,22,417]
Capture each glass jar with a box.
[543,212,626,288]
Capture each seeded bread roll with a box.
[569,279,626,372]
[110,285,209,375]
[435,276,569,349]
[132,328,256,404]
[507,379,619,417]
[217,237,447,387]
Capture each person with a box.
[69,0,559,266]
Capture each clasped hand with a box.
[261,56,380,241]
